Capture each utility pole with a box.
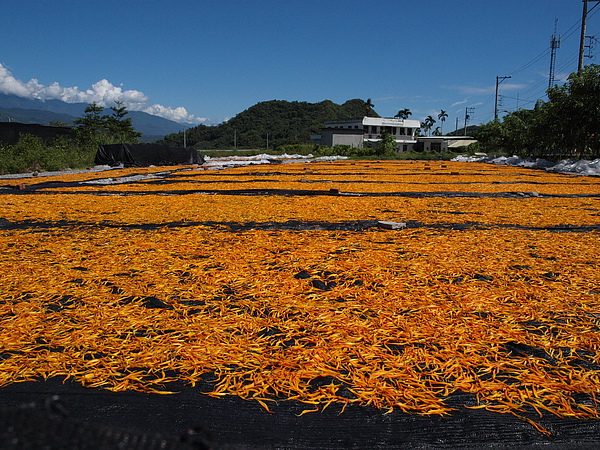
[494,76,511,120]
[549,19,561,89]
[464,107,475,135]
[584,35,597,60]
[579,1,600,72]
[579,0,589,72]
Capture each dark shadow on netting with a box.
[4,186,600,199]
[2,218,600,233]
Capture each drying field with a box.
[1,160,600,436]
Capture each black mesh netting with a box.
[94,144,203,167]
[2,378,600,449]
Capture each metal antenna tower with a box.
[549,19,561,88]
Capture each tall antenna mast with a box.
[549,19,561,88]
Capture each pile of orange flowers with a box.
[0,160,599,431]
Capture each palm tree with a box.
[425,115,436,136]
[394,108,412,120]
[365,98,374,116]
[437,110,448,134]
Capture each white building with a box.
[316,116,421,152]
[417,136,478,152]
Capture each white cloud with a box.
[451,98,468,107]
[0,64,32,97]
[501,83,527,91]
[455,101,483,115]
[142,104,208,124]
[445,83,527,96]
[0,63,205,124]
[373,96,405,102]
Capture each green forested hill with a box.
[158,99,379,149]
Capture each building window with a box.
[431,142,442,152]
[403,144,408,152]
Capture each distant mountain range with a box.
[0,93,187,141]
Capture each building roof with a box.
[324,116,420,128]
[447,139,478,148]
[362,117,420,128]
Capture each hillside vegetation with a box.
[159,99,378,149]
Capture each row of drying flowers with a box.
[0,160,599,433]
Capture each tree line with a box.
[474,64,600,160]
[73,101,141,144]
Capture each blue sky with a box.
[1,0,598,129]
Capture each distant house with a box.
[314,117,421,152]
[417,136,478,152]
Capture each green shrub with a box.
[0,134,97,175]
[0,143,24,174]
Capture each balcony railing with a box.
[364,134,414,140]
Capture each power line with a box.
[510,48,551,76]
[477,4,599,122]
[501,6,598,115]
[508,12,582,79]
[501,95,537,105]
[509,3,600,79]
[511,6,594,75]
